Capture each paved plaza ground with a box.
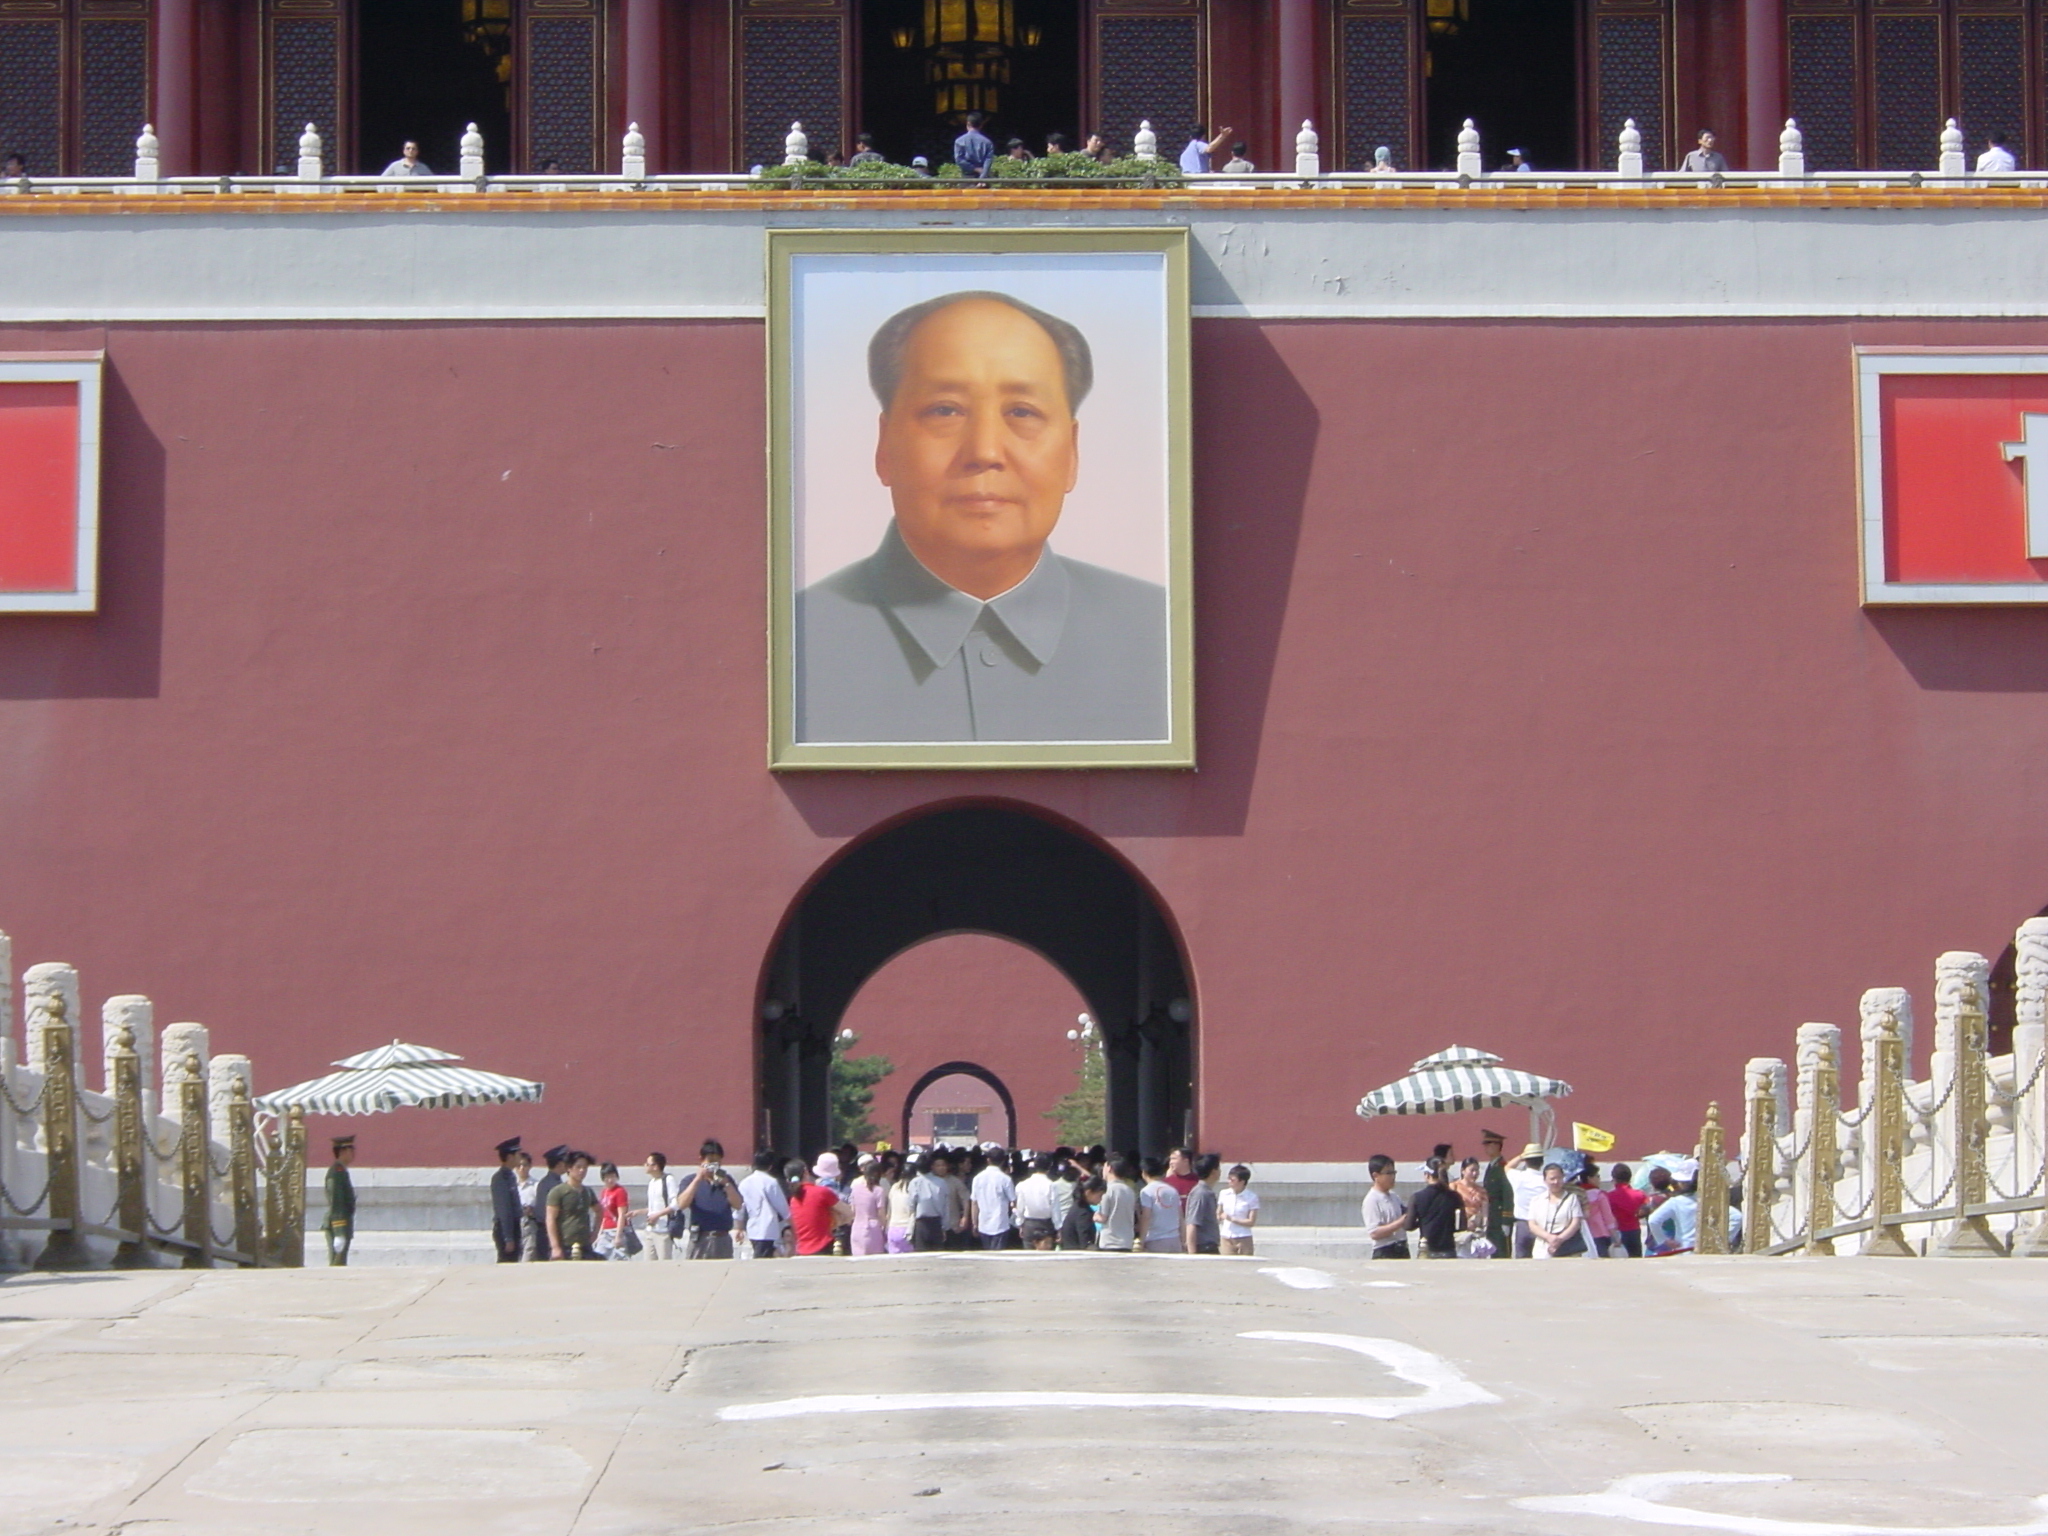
[0,1253,2043,1535]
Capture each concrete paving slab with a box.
[1,1255,2044,1535]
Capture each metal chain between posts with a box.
[1905,1066,1961,1123]
[74,1093,115,1126]
[0,1070,47,1117]
[208,1143,233,1179]
[1987,1147,2048,1202]
[144,1121,183,1161]
[1985,1043,2048,1106]
[1834,1180,1877,1222]
[1837,1094,1877,1129]
[143,1204,187,1239]
[0,1167,53,1216]
[1903,1162,1958,1211]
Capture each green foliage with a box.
[1044,1038,1106,1146]
[753,154,1182,188]
[829,1032,895,1148]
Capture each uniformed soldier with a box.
[325,1135,357,1265]
[490,1135,523,1263]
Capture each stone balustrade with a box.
[0,927,303,1271]
[1693,918,2048,1257]
[2,118,2043,199]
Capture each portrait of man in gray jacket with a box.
[793,290,1169,745]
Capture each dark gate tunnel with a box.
[758,802,1194,1157]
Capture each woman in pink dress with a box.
[849,1154,889,1255]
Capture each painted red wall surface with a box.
[4,316,2048,1169]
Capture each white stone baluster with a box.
[1939,118,1966,177]
[1456,118,1482,178]
[2017,920,2048,1255]
[784,121,809,166]
[1617,117,1643,179]
[622,121,647,180]
[0,928,13,1076]
[208,1053,253,1141]
[1778,118,1805,178]
[24,963,81,1076]
[297,123,323,181]
[134,123,160,183]
[1293,119,1320,178]
[1134,120,1158,162]
[102,995,154,1104]
[460,122,484,181]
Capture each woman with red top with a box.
[595,1162,633,1255]
[1604,1162,1650,1258]
[786,1158,851,1256]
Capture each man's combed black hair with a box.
[867,290,1094,414]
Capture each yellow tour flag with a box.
[1572,1123,1616,1153]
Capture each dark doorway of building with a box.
[357,0,513,176]
[759,802,1193,1158]
[902,1062,1019,1149]
[1423,0,1579,171]
[856,0,1082,168]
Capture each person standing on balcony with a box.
[1978,132,2018,173]
[381,140,432,176]
[324,1135,356,1266]
[1178,124,1234,173]
[954,112,994,178]
[1681,130,1728,173]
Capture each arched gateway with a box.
[758,803,1194,1158]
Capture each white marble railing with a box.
[4,117,2043,199]
[0,930,305,1271]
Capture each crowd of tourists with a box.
[486,1137,1260,1262]
[1360,1127,1734,1260]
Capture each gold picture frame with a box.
[766,227,1194,770]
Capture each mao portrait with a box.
[768,231,1193,770]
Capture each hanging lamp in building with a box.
[891,0,1040,120]
[460,0,515,88]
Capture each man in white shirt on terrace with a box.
[970,1149,1019,1250]
[1014,1154,1060,1249]
[1978,132,2018,173]
[737,1149,791,1259]
[1506,1142,1550,1258]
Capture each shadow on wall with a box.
[776,320,1319,839]
[1865,607,2048,692]
[0,362,164,700]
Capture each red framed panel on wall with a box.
[0,354,102,614]
[1859,348,2048,603]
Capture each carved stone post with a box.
[1133,121,1157,162]
[30,995,86,1269]
[1802,1038,1840,1256]
[104,1001,149,1267]
[784,121,809,166]
[1456,119,1482,178]
[2013,919,2048,1257]
[283,1107,308,1266]
[1935,951,2004,1255]
[1939,119,1965,177]
[1293,121,1319,179]
[1778,119,1805,178]
[297,123,323,181]
[1862,999,1915,1255]
[1742,1057,1781,1253]
[622,122,647,181]
[1696,1103,1729,1254]
[459,122,484,181]
[1617,118,1644,179]
[134,123,161,183]
[0,929,13,1078]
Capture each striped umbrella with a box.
[254,1040,544,1117]
[1354,1050,1573,1145]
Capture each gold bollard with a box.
[1742,1067,1778,1255]
[1696,1103,1729,1255]
[176,1051,212,1269]
[1803,1042,1840,1257]
[228,1079,260,1264]
[1864,1005,1916,1256]
[31,1001,87,1270]
[107,1022,148,1268]
[282,1107,307,1267]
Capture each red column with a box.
[154,0,196,175]
[624,0,665,172]
[1276,0,1317,165]
[1743,0,1786,170]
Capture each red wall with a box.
[4,315,2048,1170]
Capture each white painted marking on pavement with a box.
[1515,1473,2048,1535]
[1259,1266,1337,1289]
[717,1331,1499,1422]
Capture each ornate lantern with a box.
[891,0,1040,120]
[460,0,515,87]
